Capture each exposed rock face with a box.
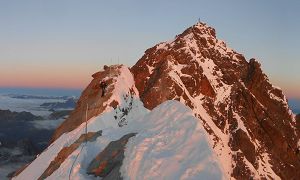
[87,133,136,179]
[131,22,300,179]
[38,131,102,180]
[50,65,131,143]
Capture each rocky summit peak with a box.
[191,21,216,38]
[132,23,300,179]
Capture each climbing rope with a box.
[68,141,86,180]
[68,103,89,180]
[85,103,88,137]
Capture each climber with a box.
[100,80,107,97]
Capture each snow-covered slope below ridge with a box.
[13,65,225,180]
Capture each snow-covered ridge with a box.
[49,65,144,142]
[14,100,225,179]
[121,101,225,180]
[13,64,225,180]
[13,65,147,179]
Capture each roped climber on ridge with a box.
[100,80,107,97]
[99,65,111,97]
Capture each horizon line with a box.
[0,86,83,90]
[0,86,299,100]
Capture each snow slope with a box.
[14,100,225,180]
[121,101,225,180]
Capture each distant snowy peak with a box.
[132,22,300,179]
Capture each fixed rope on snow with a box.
[68,103,89,180]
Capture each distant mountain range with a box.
[8,94,73,100]
[40,98,77,110]
[0,88,81,97]
[0,109,43,122]
[0,94,77,179]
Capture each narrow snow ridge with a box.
[13,65,147,180]
[121,101,225,180]
[14,64,225,180]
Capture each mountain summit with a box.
[132,22,300,179]
[13,22,300,180]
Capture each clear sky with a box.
[0,0,299,98]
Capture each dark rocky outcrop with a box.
[38,131,102,180]
[50,65,123,143]
[87,133,136,179]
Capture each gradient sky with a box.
[0,0,299,98]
